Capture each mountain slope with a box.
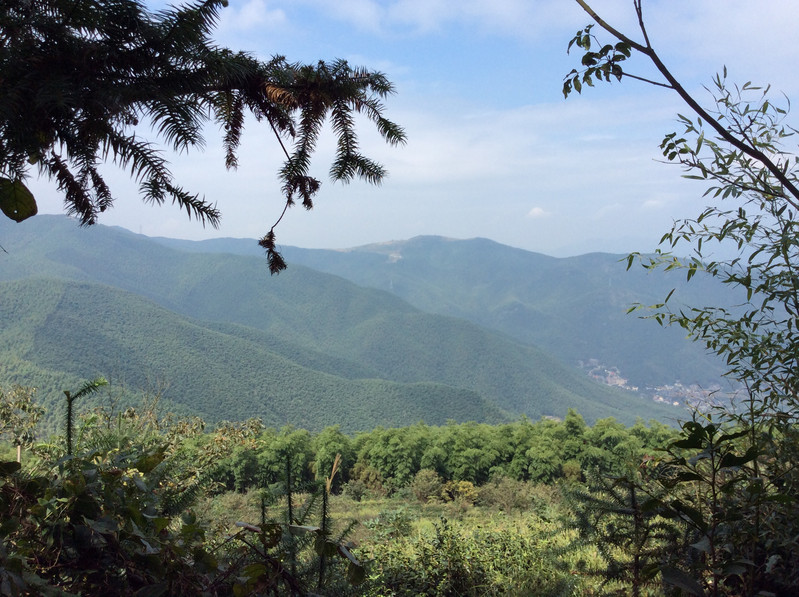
[149,233,729,388]
[273,236,729,389]
[0,216,680,426]
[0,278,507,432]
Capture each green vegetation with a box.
[1,384,680,595]
[280,236,729,389]
[0,277,505,433]
[5,381,793,595]
[0,385,42,462]
[560,1,799,594]
[3,1,798,595]
[0,393,367,595]
[0,220,681,431]
[207,412,675,495]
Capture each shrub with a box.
[364,506,416,541]
[478,475,536,511]
[361,517,578,596]
[410,468,444,503]
[350,462,388,498]
[562,459,582,483]
[441,480,477,505]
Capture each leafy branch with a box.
[567,0,799,209]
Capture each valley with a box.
[0,215,730,432]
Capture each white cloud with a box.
[387,0,553,36]
[31,0,797,257]
[578,1,799,95]
[527,206,550,218]
[343,0,389,32]
[641,199,664,210]
[594,202,623,219]
[218,0,287,32]
[456,0,586,39]
[388,0,449,33]
[293,0,585,39]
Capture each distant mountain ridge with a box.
[0,215,676,431]
[153,233,728,390]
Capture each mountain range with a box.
[0,215,723,432]
[155,233,729,389]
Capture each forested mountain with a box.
[0,278,507,432]
[0,215,675,430]
[157,234,728,389]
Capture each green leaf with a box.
[242,563,268,580]
[133,475,149,492]
[615,41,631,57]
[0,517,20,538]
[661,566,705,595]
[151,516,170,534]
[719,447,757,469]
[765,493,794,505]
[347,561,366,585]
[0,461,22,476]
[134,451,166,474]
[717,429,749,443]
[673,471,703,483]
[690,536,710,553]
[670,499,707,531]
[0,178,38,222]
[722,561,749,576]
[315,536,339,558]
[85,516,119,535]
[671,436,703,450]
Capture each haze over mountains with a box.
[0,216,726,432]
[156,232,729,389]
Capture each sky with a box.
[29,0,799,257]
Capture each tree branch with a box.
[574,0,650,55]
[574,0,799,210]
[620,72,672,89]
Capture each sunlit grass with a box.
[197,486,619,596]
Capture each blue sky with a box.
[31,0,799,256]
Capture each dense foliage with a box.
[1,379,684,595]
[4,1,798,595]
[281,236,729,390]
[208,412,675,496]
[1,395,367,595]
[563,1,799,594]
[3,372,795,596]
[0,0,404,270]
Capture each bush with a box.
[440,480,477,505]
[350,462,388,498]
[478,475,536,512]
[562,459,582,483]
[361,517,578,596]
[342,478,369,501]
[364,506,416,541]
[410,468,444,503]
